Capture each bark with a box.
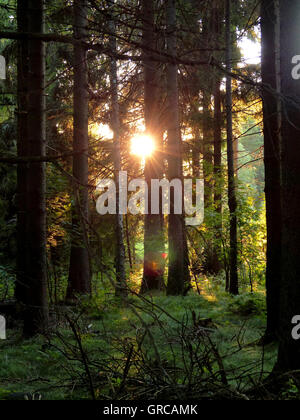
[125,214,133,270]
[214,79,222,217]
[166,0,190,296]
[261,0,281,342]
[225,0,238,295]
[233,137,239,176]
[202,10,214,210]
[210,77,223,275]
[277,0,300,371]
[141,0,165,294]
[15,0,29,305]
[109,6,127,298]
[192,128,201,178]
[203,91,213,208]
[67,0,91,299]
[23,0,49,336]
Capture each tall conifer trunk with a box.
[141,0,165,293]
[213,79,222,218]
[277,0,300,371]
[109,6,127,298]
[23,0,49,335]
[16,0,29,306]
[261,0,281,342]
[67,0,91,299]
[225,0,238,295]
[166,0,190,295]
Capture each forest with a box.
[0,0,299,402]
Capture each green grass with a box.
[0,284,278,400]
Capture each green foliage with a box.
[236,187,266,289]
[227,292,266,317]
[0,287,278,400]
[0,265,15,301]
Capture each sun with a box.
[130,134,155,158]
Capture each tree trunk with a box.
[67,0,91,299]
[166,0,189,295]
[225,0,238,295]
[211,77,223,275]
[261,0,281,342]
[141,0,165,294]
[214,79,222,216]
[203,91,213,208]
[15,0,29,305]
[192,128,201,178]
[125,214,133,270]
[277,0,300,371]
[23,0,49,336]
[233,137,239,176]
[109,6,127,298]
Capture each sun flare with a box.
[90,123,114,140]
[130,134,155,158]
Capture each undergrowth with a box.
[0,280,282,400]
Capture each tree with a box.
[212,78,223,271]
[166,0,190,295]
[141,0,165,293]
[109,4,127,298]
[225,0,239,295]
[67,0,91,299]
[261,0,281,342]
[23,0,49,336]
[213,79,222,219]
[202,10,214,211]
[277,0,300,371]
[15,0,29,305]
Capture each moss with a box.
[0,285,278,400]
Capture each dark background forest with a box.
[0,0,299,401]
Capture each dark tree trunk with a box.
[277,0,300,371]
[192,128,201,178]
[125,214,133,271]
[225,0,238,295]
[214,79,222,217]
[15,0,29,305]
[109,8,127,298]
[210,77,223,275]
[166,0,189,296]
[23,0,49,336]
[200,3,223,275]
[201,10,214,210]
[261,0,281,342]
[233,137,239,176]
[141,0,165,294]
[203,91,213,208]
[67,0,91,299]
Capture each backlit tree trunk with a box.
[225,0,238,295]
[213,79,222,217]
[166,0,190,295]
[23,0,49,336]
[109,6,127,298]
[261,0,281,342]
[141,0,165,294]
[67,0,91,299]
[15,0,29,306]
[277,0,300,371]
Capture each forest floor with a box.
[0,277,279,400]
